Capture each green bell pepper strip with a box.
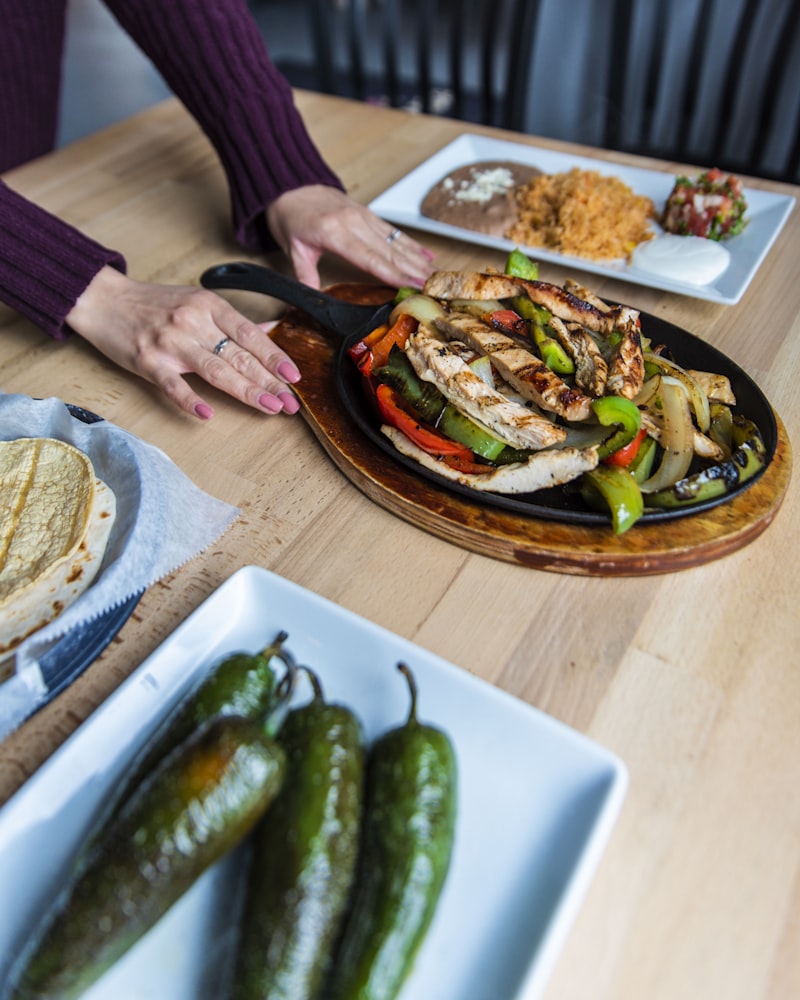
[437,407,508,460]
[372,346,445,424]
[529,321,575,375]
[501,295,575,374]
[629,434,658,484]
[581,465,644,534]
[502,251,576,372]
[644,417,767,509]
[592,395,642,460]
[372,347,509,460]
[504,248,539,280]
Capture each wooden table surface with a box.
[1,93,798,1000]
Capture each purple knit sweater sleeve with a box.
[0,182,125,340]
[0,0,343,339]
[105,0,344,249]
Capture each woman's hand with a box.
[266,185,436,290]
[66,266,301,420]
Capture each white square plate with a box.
[0,566,627,1000]
[369,133,795,305]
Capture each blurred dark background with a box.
[59,0,800,184]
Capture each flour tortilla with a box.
[0,439,117,664]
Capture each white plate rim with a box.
[0,566,628,1000]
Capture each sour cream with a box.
[630,234,731,285]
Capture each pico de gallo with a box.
[661,167,747,241]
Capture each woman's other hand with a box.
[66,266,300,420]
[266,185,435,290]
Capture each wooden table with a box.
[1,94,798,1000]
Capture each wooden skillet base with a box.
[271,285,792,577]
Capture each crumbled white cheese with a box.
[453,167,515,203]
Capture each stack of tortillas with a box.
[0,438,116,667]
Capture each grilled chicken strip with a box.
[563,278,612,313]
[424,271,639,337]
[686,370,736,405]
[434,312,516,355]
[549,316,609,397]
[382,426,599,495]
[432,313,594,421]
[406,327,566,449]
[607,324,645,399]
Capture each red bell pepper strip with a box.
[375,384,475,459]
[484,309,528,338]
[370,313,418,371]
[603,427,647,467]
[348,314,418,376]
[348,324,389,372]
[441,454,493,475]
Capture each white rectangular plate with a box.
[0,566,627,1000]
[369,132,795,305]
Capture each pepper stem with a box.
[397,662,419,725]
[298,664,325,703]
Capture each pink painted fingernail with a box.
[258,392,283,413]
[278,391,300,415]
[194,402,214,420]
[422,248,436,260]
[278,361,301,383]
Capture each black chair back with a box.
[294,0,544,132]
[604,0,800,183]
[274,0,800,184]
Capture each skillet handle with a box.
[199,261,375,336]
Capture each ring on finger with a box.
[213,337,230,356]
[385,228,402,244]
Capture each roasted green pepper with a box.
[104,632,295,823]
[581,464,645,534]
[593,395,642,460]
[324,662,457,1000]
[8,716,287,1000]
[645,416,767,508]
[373,346,445,425]
[230,667,364,1000]
[708,402,734,458]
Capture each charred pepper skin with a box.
[100,633,293,828]
[645,417,767,508]
[323,663,457,1000]
[230,669,365,1000]
[7,716,287,1000]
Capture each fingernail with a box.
[422,248,436,260]
[278,390,300,415]
[277,360,301,383]
[258,392,283,413]
[194,402,214,420]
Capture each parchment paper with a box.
[0,393,239,738]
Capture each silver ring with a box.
[213,337,230,356]
[385,228,402,244]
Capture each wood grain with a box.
[0,93,798,1000]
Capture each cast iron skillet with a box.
[200,261,777,527]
